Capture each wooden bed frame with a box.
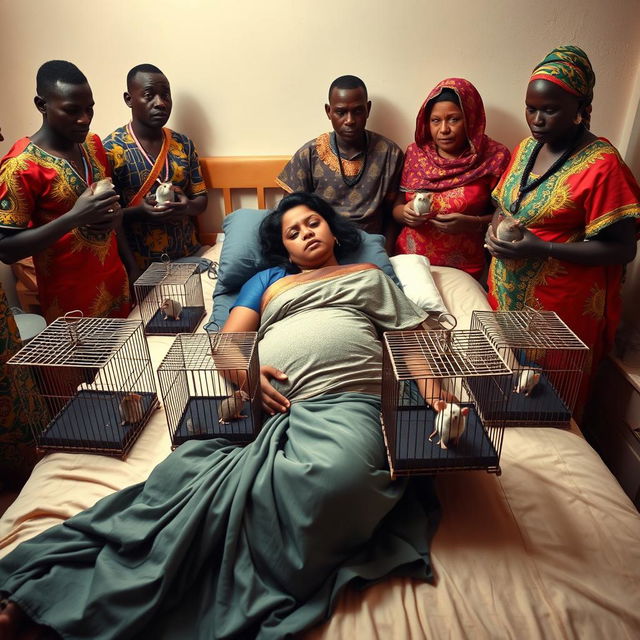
[196,156,288,244]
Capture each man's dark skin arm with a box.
[0,187,120,264]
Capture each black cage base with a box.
[39,389,158,458]
[171,396,257,448]
[144,306,205,335]
[468,372,571,426]
[383,404,499,476]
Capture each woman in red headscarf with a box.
[393,78,510,280]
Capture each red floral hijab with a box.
[402,78,510,192]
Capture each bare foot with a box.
[0,601,60,639]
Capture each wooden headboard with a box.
[198,156,289,245]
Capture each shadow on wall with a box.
[485,105,528,152]
[368,95,414,150]
[171,91,214,156]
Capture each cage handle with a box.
[523,302,544,333]
[63,309,84,346]
[206,323,221,353]
[161,252,172,275]
[435,312,457,353]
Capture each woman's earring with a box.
[334,236,341,247]
[574,114,582,125]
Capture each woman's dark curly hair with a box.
[259,192,362,270]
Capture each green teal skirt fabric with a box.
[0,393,439,639]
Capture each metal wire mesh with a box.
[471,310,589,427]
[381,330,511,477]
[7,316,158,458]
[157,332,262,448]
[134,262,205,335]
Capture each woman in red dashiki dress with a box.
[485,46,640,407]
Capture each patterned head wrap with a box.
[401,78,510,192]
[529,45,595,109]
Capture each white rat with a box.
[155,182,175,204]
[413,192,433,216]
[92,177,115,196]
[429,400,469,450]
[496,215,524,242]
[160,298,182,320]
[513,368,541,396]
[119,392,145,426]
[218,390,250,424]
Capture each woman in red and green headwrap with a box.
[485,45,640,409]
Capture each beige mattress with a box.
[1,250,639,639]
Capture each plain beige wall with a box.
[1,0,640,158]
[1,0,640,307]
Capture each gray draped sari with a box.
[0,264,439,639]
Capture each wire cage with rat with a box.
[157,332,262,448]
[7,313,159,458]
[470,309,589,427]
[381,328,512,477]
[134,258,205,335]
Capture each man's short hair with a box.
[36,60,87,98]
[328,75,368,101]
[126,63,165,90]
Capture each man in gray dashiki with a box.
[276,75,404,240]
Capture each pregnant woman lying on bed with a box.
[0,192,440,640]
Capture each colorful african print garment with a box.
[103,126,207,270]
[488,137,640,390]
[395,78,510,279]
[0,134,131,323]
[276,131,403,234]
[0,286,43,487]
[395,177,498,279]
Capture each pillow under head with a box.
[208,208,401,328]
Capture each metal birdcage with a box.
[470,309,589,427]
[157,332,262,449]
[134,257,205,336]
[7,312,158,458]
[381,328,512,478]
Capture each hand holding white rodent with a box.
[401,198,434,228]
[67,184,120,229]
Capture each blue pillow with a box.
[207,208,400,329]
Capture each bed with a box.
[1,158,639,639]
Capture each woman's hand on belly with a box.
[260,365,291,415]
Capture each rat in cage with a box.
[218,390,251,424]
[8,314,159,458]
[119,393,146,426]
[471,309,589,428]
[134,258,205,335]
[513,367,541,397]
[429,400,470,449]
[160,298,183,320]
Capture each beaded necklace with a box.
[510,127,586,214]
[331,132,368,187]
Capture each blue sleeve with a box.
[232,267,288,312]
